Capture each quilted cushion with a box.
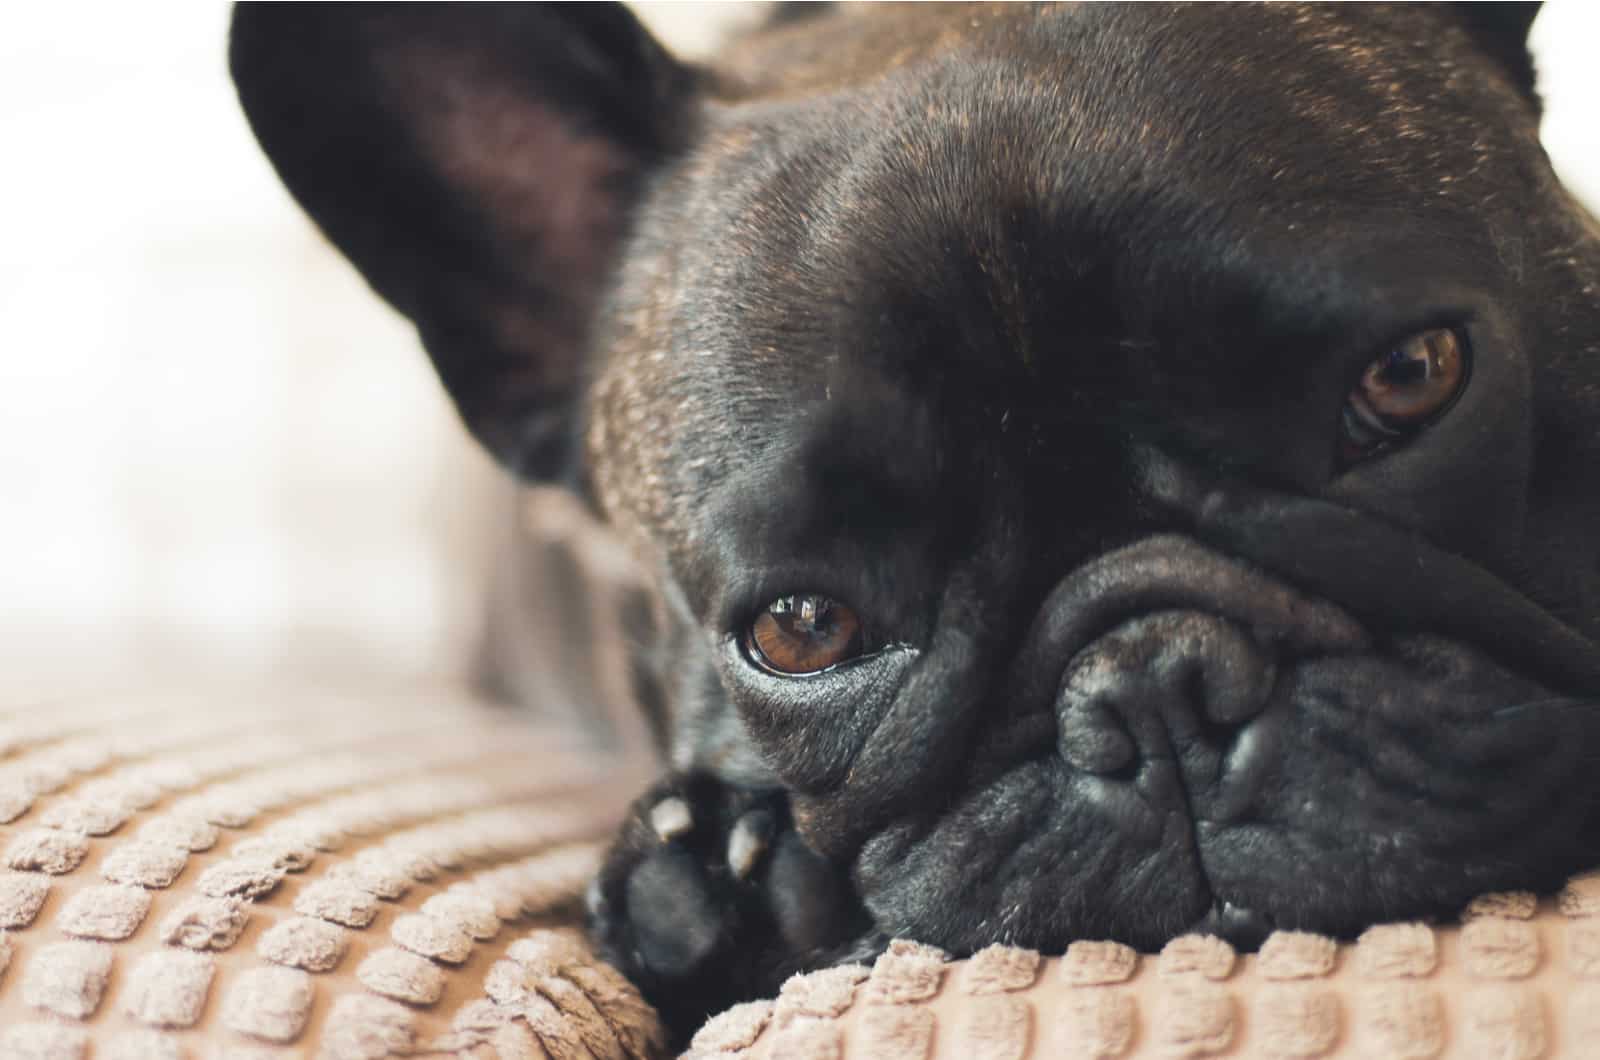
[0,684,662,1057]
[715,892,1600,1058]
[5,685,1600,1058]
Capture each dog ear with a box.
[1448,2,1543,103]
[229,3,698,481]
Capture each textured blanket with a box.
[0,684,658,1057]
[0,685,1595,1058]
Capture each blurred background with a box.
[1,3,1596,702]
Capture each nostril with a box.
[1188,668,1250,757]
[1055,611,1277,776]
[1057,652,1144,776]
[1187,625,1277,729]
[1059,695,1137,775]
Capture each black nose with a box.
[1056,610,1276,778]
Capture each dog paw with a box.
[588,772,864,1041]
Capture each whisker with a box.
[1489,696,1599,720]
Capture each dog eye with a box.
[746,593,864,675]
[1341,327,1467,461]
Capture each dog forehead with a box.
[684,4,1527,315]
[710,2,1524,178]
[590,1,1546,557]
[653,4,1525,405]
[720,4,1467,99]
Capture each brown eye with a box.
[747,593,864,675]
[1342,327,1467,460]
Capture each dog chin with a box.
[847,623,1591,957]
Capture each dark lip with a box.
[969,537,1369,933]
[936,529,1587,954]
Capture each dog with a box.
[230,1,1600,1040]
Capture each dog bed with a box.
[0,685,1595,1058]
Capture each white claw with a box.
[649,796,693,841]
[726,814,770,880]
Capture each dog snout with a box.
[1016,534,1365,809]
[1056,611,1276,779]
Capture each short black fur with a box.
[231,1,1600,1045]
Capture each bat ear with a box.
[229,3,699,481]
[1448,2,1543,104]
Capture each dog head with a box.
[232,3,1600,950]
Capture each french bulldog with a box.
[230,1,1600,1041]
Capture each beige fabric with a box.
[714,898,1600,1059]
[5,685,1600,1058]
[0,685,662,1057]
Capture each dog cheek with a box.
[734,681,882,795]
